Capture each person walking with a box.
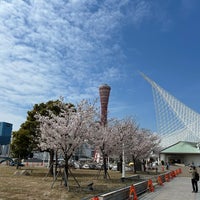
[166,162,169,170]
[191,166,198,193]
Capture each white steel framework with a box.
[141,73,200,147]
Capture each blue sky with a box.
[0,0,200,132]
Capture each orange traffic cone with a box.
[148,179,154,192]
[165,174,170,182]
[129,184,138,200]
[173,170,176,177]
[170,170,176,178]
[157,176,163,186]
[170,171,173,179]
[91,196,99,200]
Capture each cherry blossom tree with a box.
[89,119,116,179]
[111,118,138,173]
[112,121,160,174]
[35,99,98,186]
[88,117,138,179]
[126,128,160,173]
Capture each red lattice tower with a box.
[99,84,111,126]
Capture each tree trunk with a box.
[55,150,58,176]
[103,154,108,179]
[100,145,108,179]
[64,154,69,187]
[132,156,137,173]
[49,150,54,175]
[142,159,146,172]
[16,156,21,170]
[119,155,122,173]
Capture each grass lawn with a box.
[0,164,143,200]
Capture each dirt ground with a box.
[0,164,190,200]
[0,164,140,200]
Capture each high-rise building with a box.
[99,84,111,126]
[0,122,13,156]
[0,122,12,145]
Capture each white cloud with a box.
[131,1,151,25]
[0,0,152,130]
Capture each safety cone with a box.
[91,196,99,200]
[148,179,154,192]
[170,171,176,178]
[165,174,170,182]
[129,184,138,200]
[157,176,163,186]
[173,170,176,177]
[170,171,173,179]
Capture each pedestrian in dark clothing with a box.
[191,166,198,193]
[166,162,169,170]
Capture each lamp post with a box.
[121,143,125,181]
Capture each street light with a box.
[121,143,125,181]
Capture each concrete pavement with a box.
[139,177,200,200]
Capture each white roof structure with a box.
[141,72,200,148]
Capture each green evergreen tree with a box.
[10,99,74,173]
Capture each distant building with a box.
[74,142,94,160]
[160,141,200,166]
[0,122,12,145]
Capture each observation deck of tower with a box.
[141,72,200,148]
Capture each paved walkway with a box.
[139,177,200,200]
